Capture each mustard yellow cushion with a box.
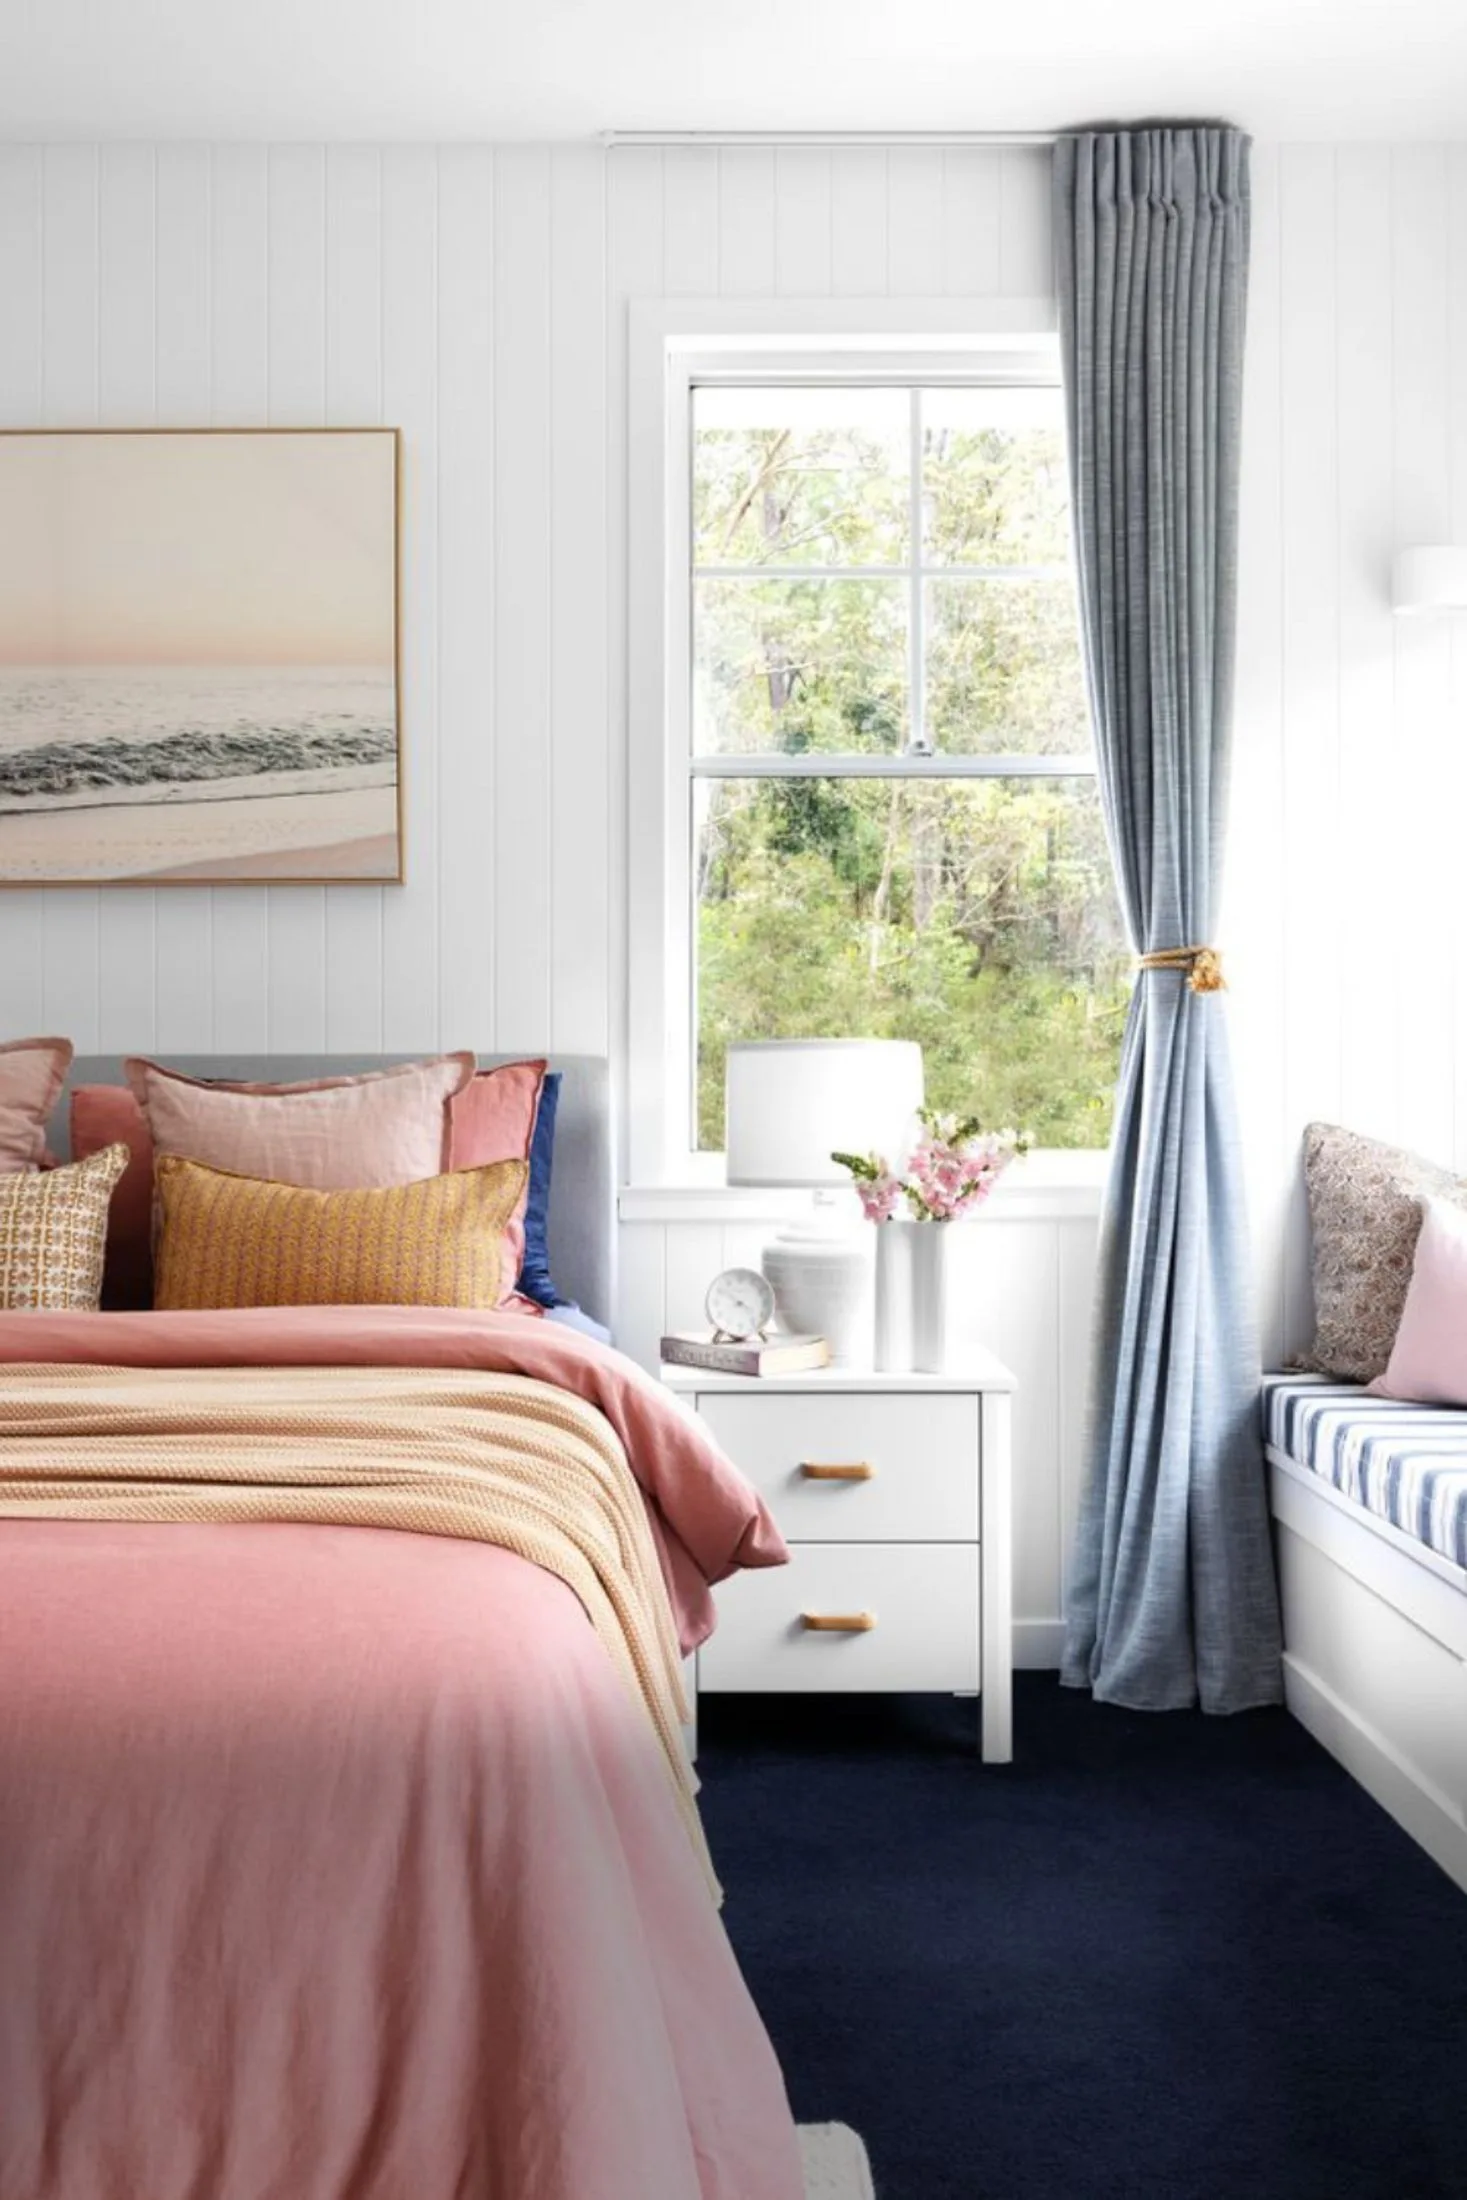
[153,1154,530,1312]
[0,1143,128,1310]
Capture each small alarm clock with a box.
[705,1266,776,1343]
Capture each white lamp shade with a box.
[725,1039,924,1188]
[1392,545,1467,615]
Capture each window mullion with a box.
[687,753,1096,780]
[906,386,929,757]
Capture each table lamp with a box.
[725,1039,924,1365]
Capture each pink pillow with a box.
[71,1085,155,1309]
[124,1053,475,1193]
[0,1036,73,1173]
[446,1058,546,1287]
[1371,1197,1467,1407]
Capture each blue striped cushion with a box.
[1263,1374,1467,1569]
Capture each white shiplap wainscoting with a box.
[619,1184,1099,1670]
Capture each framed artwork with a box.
[0,428,401,885]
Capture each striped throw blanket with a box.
[0,1361,712,1888]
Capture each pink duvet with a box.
[0,1308,804,2200]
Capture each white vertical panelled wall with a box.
[0,142,611,1061]
[1229,143,1467,1370]
[4,138,1461,1659]
[0,139,1050,1057]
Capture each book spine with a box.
[660,1338,757,1375]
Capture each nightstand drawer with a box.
[698,1543,980,1693]
[697,1391,979,1542]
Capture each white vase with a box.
[873,1219,916,1372]
[909,1220,952,1373]
[761,1229,874,1368]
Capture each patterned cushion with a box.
[153,1154,530,1313]
[1300,1122,1467,1382]
[0,1143,128,1310]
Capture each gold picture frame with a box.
[0,426,403,887]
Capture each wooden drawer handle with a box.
[800,1462,875,1481]
[801,1611,877,1633]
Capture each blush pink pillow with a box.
[1371,1198,1467,1407]
[125,1053,475,1193]
[71,1085,155,1309]
[0,1037,73,1173]
[446,1059,546,1288]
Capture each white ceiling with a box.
[2,0,1465,142]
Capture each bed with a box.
[1265,1372,1467,1897]
[0,1056,806,2200]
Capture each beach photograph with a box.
[0,429,400,883]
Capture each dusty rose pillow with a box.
[446,1058,546,1284]
[1371,1199,1467,1407]
[71,1084,155,1309]
[0,1036,73,1173]
[124,1053,475,1193]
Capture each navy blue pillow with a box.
[516,1070,563,1307]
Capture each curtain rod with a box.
[600,129,1059,149]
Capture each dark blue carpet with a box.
[697,1679,1467,2200]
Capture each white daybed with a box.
[1266,1375,1467,1895]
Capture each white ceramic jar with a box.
[762,1230,874,1368]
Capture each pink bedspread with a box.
[0,1309,804,2200]
[0,1305,789,1654]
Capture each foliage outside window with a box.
[690,381,1129,1155]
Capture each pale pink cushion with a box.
[0,1037,73,1173]
[445,1058,546,1284]
[1371,1197,1467,1406]
[125,1054,475,1192]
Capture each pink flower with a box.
[855,1172,904,1223]
[835,1113,1030,1223]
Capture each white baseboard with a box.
[1283,1652,1467,1898]
[1013,1618,1065,1669]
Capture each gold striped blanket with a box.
[0,1361,713,1893]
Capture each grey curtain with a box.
[1054,126,1282,1713]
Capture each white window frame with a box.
[626,295,1111,1200]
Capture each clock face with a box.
[706,1266,776,1341]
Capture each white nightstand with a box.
[662,1354,1015,1762]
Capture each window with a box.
[685,372,1129,1156]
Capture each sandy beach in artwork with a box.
[0,777,400,883]
[0,662,400,884]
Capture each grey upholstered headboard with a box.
[47,1055,615,1326]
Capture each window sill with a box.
[619,1152,1107,1227]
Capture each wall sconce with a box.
[1392,545,1467,616]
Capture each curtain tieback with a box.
[1137,946,1226,993]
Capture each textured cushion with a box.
[445,1059,545,1285]
[70,1084,154,1309]
[0,1036,73,1174]
[1300,1122,1467,1382]
[153,1153,529,1313]
[0,1142,128,1309]
[1372,1198,1467,1408]
[126,1053,475,1193]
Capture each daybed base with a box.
[1269,1449,1467,1896]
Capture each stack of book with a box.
[659,1331,829,1377]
